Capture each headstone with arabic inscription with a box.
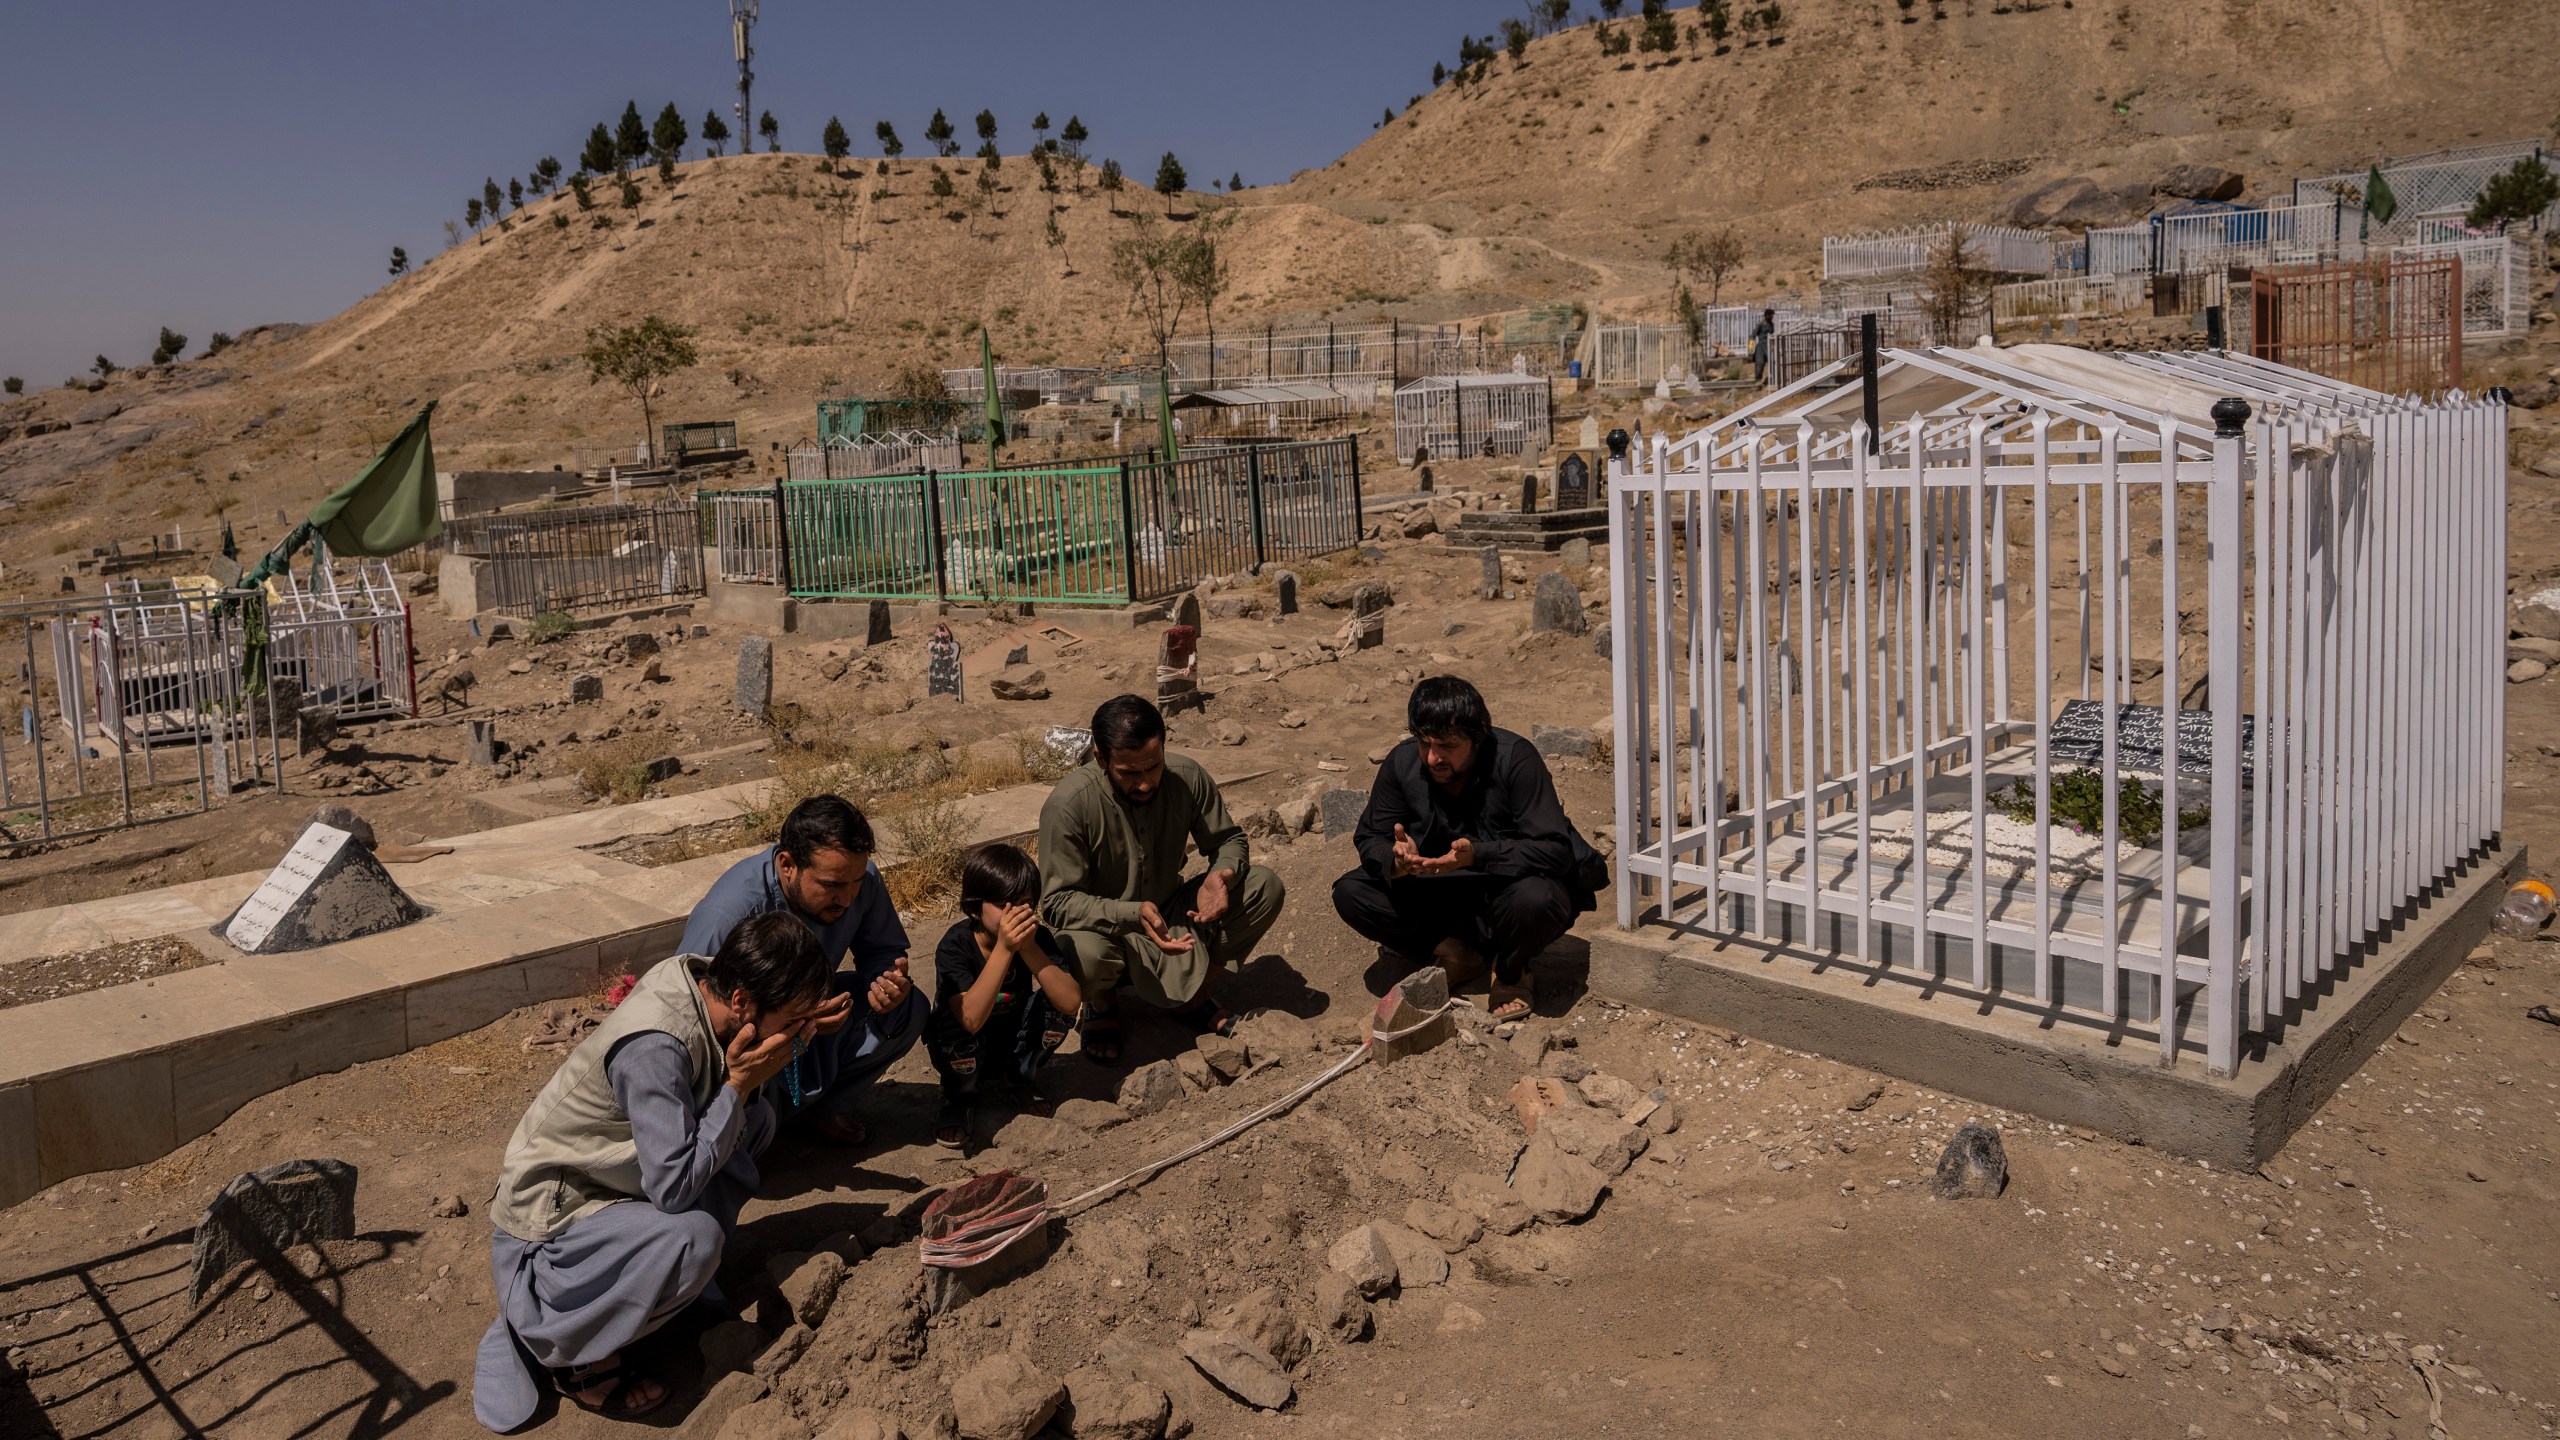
[217,822,424,955]
[1555,453,1592,511]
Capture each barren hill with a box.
[0,0,2551,588]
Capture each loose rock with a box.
[1932,1122,2009,1200]
[1448,1172,1533,1236]
[1371,1221,1450,1286]
[1117,1061,1185,1116]
[1196,1032,1249,1079]
[1061,1367,1170,1440]
[950,1352,1064,1440]
[1311,1270,1373,1342]
[1536,1107,1650,1178]
[1327,1224,1400,1297]
[1234,1009,1316,1057]
[816,1408,905,1440]
[1403,1199,1485,1252]
[568,672,604,704]
[1054,1098,1129,1133]
[1179,1328,1292,1411]
[768,1250,846,1328]
[1530,573,1588,635]
[699,1318,766,1377]
[1211,1285,1309,1368]
[1511,1135,1609,1223]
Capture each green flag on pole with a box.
[311,401,443,556]
[1157,368,1179,466]
[2362,164,2398,228]
[980,329,1003,456]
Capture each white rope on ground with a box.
[1048,999,1462,1220]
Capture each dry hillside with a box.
[0,0,2553,589]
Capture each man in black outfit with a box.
[1330,675,1597,1022]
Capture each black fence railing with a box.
[1125,438,1362,601]
[482,503,705,614]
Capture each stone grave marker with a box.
[927,623,963,699]
[1348,583,1389,651]
[218,820,425,955]
[467,719,499,767]
[1479,546,1503,601]
[190,1158,358,1304]
[1561,537,1593,570]
[1418,464,1434,494]
[1579,415,1601,451]
[866,599,893,646]
[734,636,773,715]
[1158,625,1203,712]
[1173,591,1204,632]
[1319,787,1370,837]
[1518,471,1539,515]
[1555,453,1592,511]
[1274,570,1299,616]
[1530,573,1587,636]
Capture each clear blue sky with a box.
[0,0,1511,388]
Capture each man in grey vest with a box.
[472,913,828,1428]
[680,795,926,1147]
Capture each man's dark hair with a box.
[704,910,831,1011]
[779,795,875,866]
[959,842,1041,916]
[1089,693,1166,760]
[1408,675,1495,751]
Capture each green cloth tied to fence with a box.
[2362,164,2398,229]
[229,401,441,695]
[981,329,1004,457]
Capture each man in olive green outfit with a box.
[1037,693,1285,1061]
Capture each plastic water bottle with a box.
[2491,880,2555,939]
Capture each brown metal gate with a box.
[2248,256,2462,397]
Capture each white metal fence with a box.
[785,430,964,482]
[1822,224,2058,280]
[2392,233,2532,337]
[704,490,781,584]
[1613,344,2505,1077]
[2295,139,2556,241]
[1393,374,1553,460]
[1991,273,2150,323]
[1589,323,1699,387]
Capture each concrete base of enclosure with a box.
[1583,841,2522,1168]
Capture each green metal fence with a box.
[775,439,1360,607]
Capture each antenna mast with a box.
[730,0,758,154]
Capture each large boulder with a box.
[2154,164,2245,202]
[2003,175,2150,232]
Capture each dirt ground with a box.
[4,483,2559,1440]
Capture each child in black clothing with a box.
[927,844,1086,1148]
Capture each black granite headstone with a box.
[1519,472,1539,515]
[1556,454,1592,511]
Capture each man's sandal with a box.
[1487,982,1534,1024]
[1078,1013,1126,1065]
[553,1357,668,1419]
[934,1102,970,1150]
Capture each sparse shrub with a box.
[527,608,577,643]
[2468,157,2559,231]
[91,355,117,380]
[619,175,643,208]
[576,734,669,805]
[150,327,187,366]
[3,377,20,395]
[1992,768,2206,850]
[203,331,232,357]
[570,174,593,210]
[388,246,409,276]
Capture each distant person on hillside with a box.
[1750,309,1777,384]
[1330,675,1605,1023]
[1036,694,1286,1062]
[473,913,825,1427]
[925,843,1085,1147]
[678,795,925,1147]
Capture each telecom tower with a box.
[730,0,758,155]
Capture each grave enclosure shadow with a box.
[0,1227,450,1440]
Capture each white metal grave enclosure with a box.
[1609,344,2506,1076]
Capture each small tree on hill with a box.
[759,110,779,153]
[1154,152,1187,215]
[1060,116,1089,186]
[926,109,957,157]
[652,103,688,163]
[823,116,852,172]
[1229,171,1244,193]
[1600,0,1624,15]
[1045,210,1070,275]
[1099,157,1125,212]
[536,156,562,192]
[1110,215,1206,373]
[2468,157,2560,231]
[1535,0,1572,33]
[584,316,698,466]
[465,197,483,230]
[876,121,904,160]
[1503,18,1532,62]
[150,328,188,366]
[3,378,21,396]
[203,332,233,357]
[702,112,730,156]
[619,174,643,208]
[508,177,524,211]
[1433,61,1447,86]
[93,355,118,381]
[1032,112,1051,147]
[483,177,504,220]
[615,102,649,171]
[581,124,618,178]
[975,109,998,147]
[389,246,409,276]
[570,174,593,211]
[930,168,957,208]
[1921,224,1993,343]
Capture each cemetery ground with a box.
[2,453,2559,1440]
